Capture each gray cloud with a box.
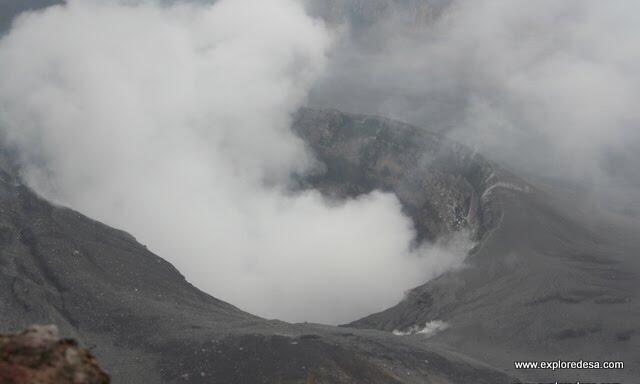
[0,0,470,324]
[308,0,640,190]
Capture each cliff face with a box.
[2,108,636,383]
[299,109,639,383]
[0,113,516,383]
[293,108,509,242]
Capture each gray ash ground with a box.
[0,109,523,383]
[2,108,637,382]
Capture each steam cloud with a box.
[309,0,640,188]
[0,0,470,324]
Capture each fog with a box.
[308,0,640,192]
[3,0,634,325]
[0,0,471,324]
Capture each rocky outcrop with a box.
[293,108,508,242]
[0,325,109,384]
[0,118,516,382]
[295,108,639,383]
[1,106,636,383]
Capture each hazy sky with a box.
[309,0,640,189]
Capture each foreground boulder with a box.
[0,325,109,384]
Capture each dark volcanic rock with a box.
[0,325,110,384]
[0,124,515,383]
[295,109,639,383]
[2,2,635,383]
[1,105,636,383]
[292,108,512,242]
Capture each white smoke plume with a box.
[0,0,469,324]
[308,0,640,189]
